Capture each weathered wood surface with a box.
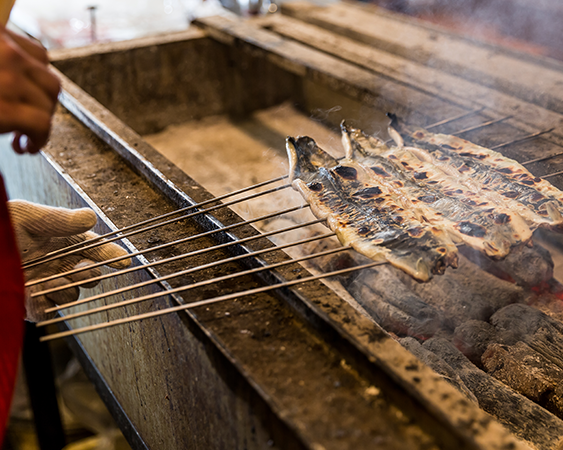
[194,14,459,131]
[50,28,300,136]
[363,0,563,61]
[253,12,563,144]
[280,1,563,115]
[193,13,563,194]
[26,9,563,449]
[50,66,534,450]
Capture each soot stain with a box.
[332,166,358,180]
[370,166,391,177]
[418,195,436,203]
[492,213,511,224]
[353,186,383,198]
[307,182,323,191]
[357,226,370,235]
[407,227,425,237]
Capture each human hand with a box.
[0,26,60,154]
[8,200,132,322]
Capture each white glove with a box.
[8,200,132,322]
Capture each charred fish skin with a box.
[411,128,563,205]
[340,123,526,259]
[286,136,457,282]
[387,115,563,229]
[328,159,459,271]
[409,131,563,227]
[383,145,533,252]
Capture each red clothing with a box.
[0,174,25,445]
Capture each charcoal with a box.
[399,337,477,403]
[423,337,563,449]
[528,284,563,323]
[348,266,441,339]
[490,304,563,370]
[452,320,498,367]
[482,342,563,419]
[395,256,525,328]
[460,242,554,288]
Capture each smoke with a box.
[382,0,563,60]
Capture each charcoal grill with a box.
[2,3,563,449]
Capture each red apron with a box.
[0,174,25,445]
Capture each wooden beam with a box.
[281,1,563,115]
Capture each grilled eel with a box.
[287,135,458,282]
[341,122,531,259]
[387,114,563,230]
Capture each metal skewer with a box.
[36,219,330,303]
[425,107,486,130]
[26,203,308,287]
[39,259,385,342]
[453,116,512,136]
[38,244,350,327]
[22,176,290,269]
[44,230,335,312]
[20,107,561,292]
[541,170,563,180]
[384,112,505,145]
[494,128,555,153]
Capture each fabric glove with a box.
[8,200,132,322]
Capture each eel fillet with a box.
[341,122,531,259]
[287,135,458,282]
[388,115,563,230]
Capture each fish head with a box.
[340,121,388,159]
[286,136,337,184]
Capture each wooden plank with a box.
[194,15,465,131]
[280,1,563,115]
[253,14,563,152]
[50,29,299,136]
[41,64,536,449]
[194,14,563,190]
